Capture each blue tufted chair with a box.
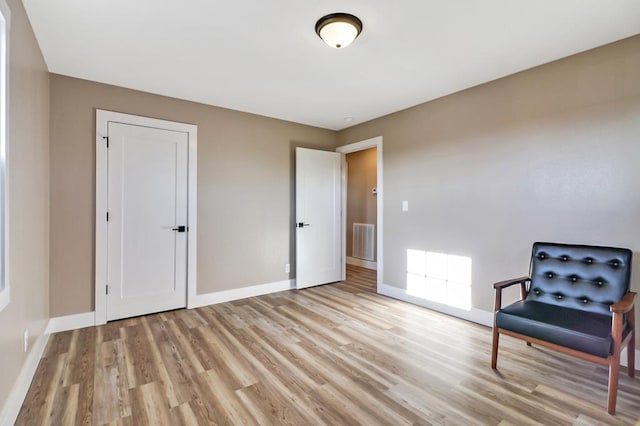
[491,242,636,414]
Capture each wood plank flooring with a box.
[17,265,640,425]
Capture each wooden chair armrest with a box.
[610,291,636,314]
[493,276,530,289]
[493,276,530,312]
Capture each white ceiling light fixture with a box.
[315,13,363,49]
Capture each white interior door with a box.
[107,122,188,320]
[296,147,342,289]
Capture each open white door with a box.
[106,122,188,320]
[296,148,342,289]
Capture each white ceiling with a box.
[23,0,640,130]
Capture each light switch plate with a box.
[402,200,409,211]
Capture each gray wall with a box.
[0,0,50,410]
[49,75,336,317]
[338,35,640,348]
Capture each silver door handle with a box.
[297,222,310,228]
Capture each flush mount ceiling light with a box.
[315,13,363,49]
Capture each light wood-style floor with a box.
[17,265,640,425]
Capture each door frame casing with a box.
[95,110,198,325]
[336,136,383,291]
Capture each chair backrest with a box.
[527,242,632,315]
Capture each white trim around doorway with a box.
[336,136,383,292]
[95,110,198,325]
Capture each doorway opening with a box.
[336,137,383,291]
[345,148,377,270]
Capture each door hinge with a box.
[106,285,109,295]
[103,136,109,148]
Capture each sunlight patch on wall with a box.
[406,249,472,310]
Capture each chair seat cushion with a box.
[496,300,629,358]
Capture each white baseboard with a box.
[378,283,640,369]
[0,322,50,426]
[346,256,377,270]
[46,311,96,334]
[621,348,640,369]
[47,280,296,329]
[189,279,294,309]
[379,282,493,327]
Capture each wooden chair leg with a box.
[607,355,620,415]
[628,305,635,378]
[628,333,635,378]
[608,311,623,415]
[491,289,503,370]
[491,327,499,369]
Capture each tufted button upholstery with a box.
[526,242,632,315]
